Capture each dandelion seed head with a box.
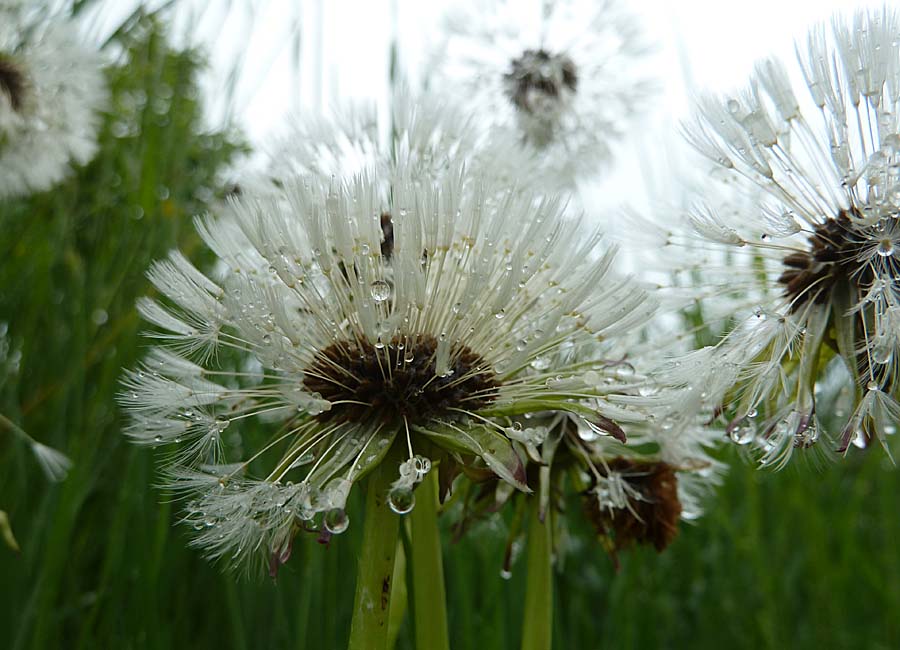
[657,6,900,463]
[122,162,653,573]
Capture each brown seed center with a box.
[504,48,578,115]
[0,57,27,113]
[302,335,498,425]
[778,210,895,311]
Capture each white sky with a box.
[84,0,897,212]
[191,0,889,140]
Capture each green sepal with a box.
[414,422,531,493]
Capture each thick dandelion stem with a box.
[349,455,402,650]
[408,469,450,650]
[522,498,554,650]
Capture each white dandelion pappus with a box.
[121,163,656,573]
[669,7,900,467]
[429,0,654,185]
[267,85,543,195]
[0,4,107,199]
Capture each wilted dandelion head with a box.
[121,163,657,573]
[582,457,682,563]
[669,7,900,466]
[0,4,107,198]
[431,0,654,184]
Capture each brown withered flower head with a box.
[582,457,682,565]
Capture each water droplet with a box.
[388,487,415,514]
[494,310,505,319]
[214,415,230,432]
[530,356,551,370]
[730,425,755,445]
[499,568,513,580]
[370,280,391,303]
[324,508,349,534]
[411,455,432,480]
[873,341,893,364]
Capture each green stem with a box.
[409,470,450,650]
[522,498,554,650]
[348,452,402,650]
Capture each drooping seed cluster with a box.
[582,458,682,561]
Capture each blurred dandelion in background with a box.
[268,85,544,195]
[0,1,107,197]
[429,0,654,186]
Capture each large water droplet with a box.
[324,508,349,534]
[877,239,895,257]
[388,487,415,514]
[873,341,893,364]
[370,280,391,303]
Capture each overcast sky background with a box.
[84,0,894,216]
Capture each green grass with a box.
[1,12,899,650]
